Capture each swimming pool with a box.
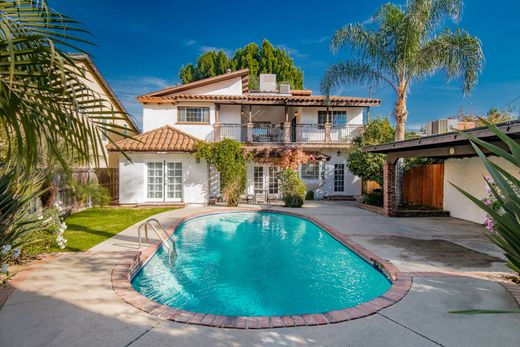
[131,211,391,317]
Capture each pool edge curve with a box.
[111,208,412,329]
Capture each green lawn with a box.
[52,207,174,252]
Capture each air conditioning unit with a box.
[259,74,276,92]
[279,83,291,94]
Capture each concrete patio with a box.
[1,201,519,347]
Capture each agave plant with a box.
[0,0,128,172]
[452,119,520,276]
[0,167,49,284]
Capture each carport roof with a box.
[363,120,520,159]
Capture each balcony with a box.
[252,124,283,143]
[216,123,362,144]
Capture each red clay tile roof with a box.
[290,89,313,96]
[139,69,250,98]
[137,93,380,107]
[106,125,199,152]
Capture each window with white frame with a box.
[300,162,320,180]
[178,107,210,123]
[317,110,347,129]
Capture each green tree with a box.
[178,40,304,90]
[347,118,439,186]
[347,119,395,186]
[458,108,515,126]
[321,0,483,141]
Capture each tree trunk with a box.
[393,83,408,206]
[394,84,408,141]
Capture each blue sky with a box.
[54,0,519,130]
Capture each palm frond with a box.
[321,61,396,97]
[0,0,129,172]
[413,28,483,93]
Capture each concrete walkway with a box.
[1,202,519,347]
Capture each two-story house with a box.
[108,69,380,205]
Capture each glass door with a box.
[254,166,265,202]
[268,166,279,197]
[166,162,183,202]
[334,164,345,192]
[146,162,164,201]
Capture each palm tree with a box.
[321,0,484,141]
[0,0,127,172]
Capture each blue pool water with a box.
[132,212,391,316]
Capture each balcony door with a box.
[146,161,183,202]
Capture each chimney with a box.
[259,74,276,92]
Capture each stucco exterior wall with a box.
[242,149,361,198]
[118,153,208,205]
[142,102,215,141]
[443,156,519,224]
[174,77,243,96]
[298,107,365,125]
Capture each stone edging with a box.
[111,208,412,329]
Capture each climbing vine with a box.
[195,139,250,206]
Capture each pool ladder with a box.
[137,218,177,260]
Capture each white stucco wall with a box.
[175,77,243,96]
[142,102,215,141]
[119,152,208,205]
[443,156,519,224]
[242,149,361,198]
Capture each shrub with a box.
[278,169,306,208]
[222,180,242,207]
[363,192,384,207]
[305,190,315,200]
[71,181,111,207]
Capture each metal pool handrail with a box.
[137,219,177,259]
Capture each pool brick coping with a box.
[111,208,414,329]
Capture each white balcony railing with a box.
[330,125,363,142]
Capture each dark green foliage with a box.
[347,118,395,187]
[305,190,315,200]
[179,40,304,90]
[195,139,250,206]
[363,192,384,207]
[348,118,442,186]
[278,169,306,208]
[284,195,304,208]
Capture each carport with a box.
[363,121,520,218]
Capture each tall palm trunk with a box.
[394,82,408,141]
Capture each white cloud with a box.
[278,44,308,59]
[302,36,330,45]
[198,45,234,56]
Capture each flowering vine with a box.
[482,176,502,232]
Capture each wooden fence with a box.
[94,168,119,201]
[362,180,382,194]
[403,163,444,209]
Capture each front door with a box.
[146,161,183,202]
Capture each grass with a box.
[50,207,174,252]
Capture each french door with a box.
[334,164,345,192]
[146,161,183,202]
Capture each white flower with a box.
[1,263,8,274]
[38,215,44,220]
[1,244,12,255]
[13,248,21,259]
